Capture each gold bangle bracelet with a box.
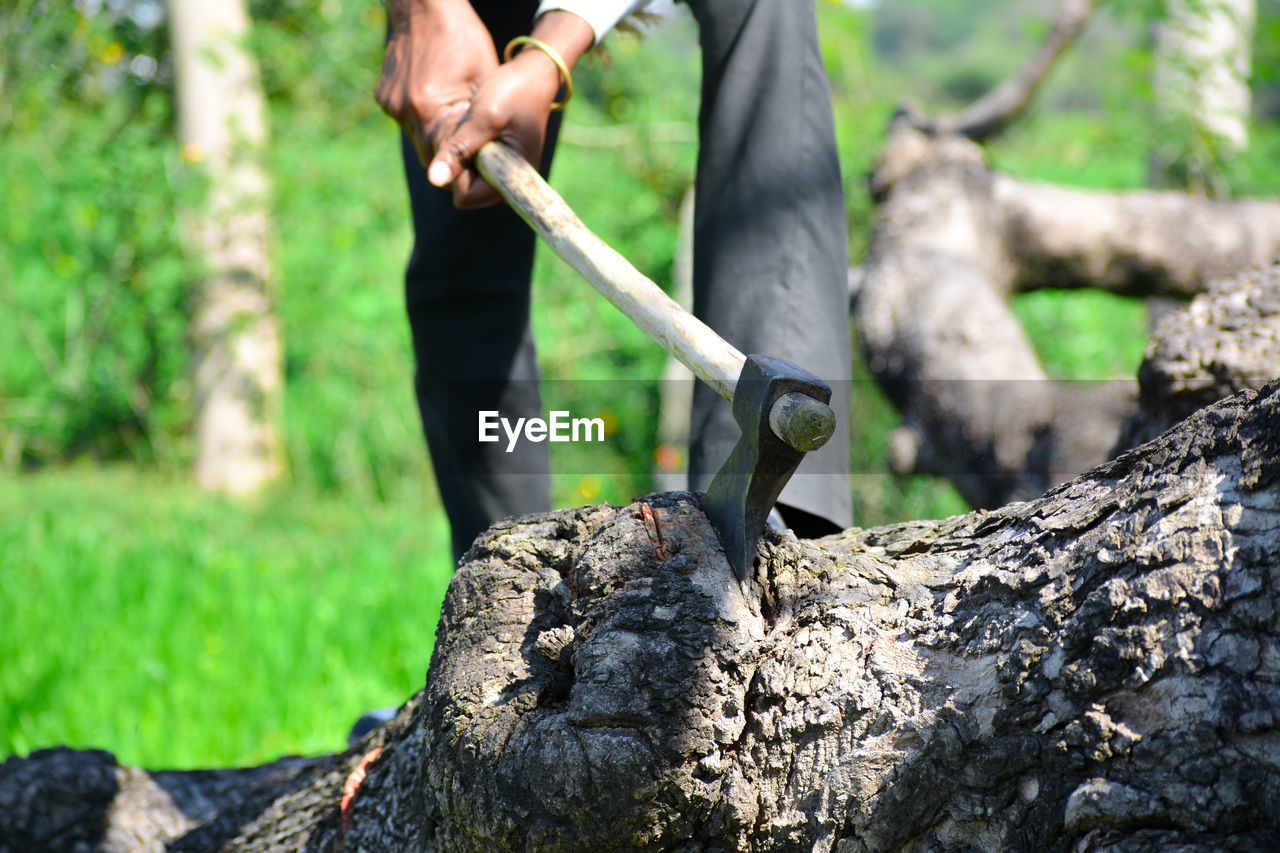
[503,35,574,110]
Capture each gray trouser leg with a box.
[686,0,854,530]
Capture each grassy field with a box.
[0,466,453,768]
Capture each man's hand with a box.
[375,0,498,201]
[376,5,594,209]
[424,47,563,208]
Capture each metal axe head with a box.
[703,354,836,581]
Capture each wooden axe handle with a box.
[475,140,744,402]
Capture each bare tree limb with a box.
[996,177,1280,297]
[933,0,1100,141]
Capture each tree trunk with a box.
[4,365,1279,850]
[169,0,285,494]
[854,117,1280,509]
[1152,0,1256,191]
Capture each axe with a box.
[476,142,838,581]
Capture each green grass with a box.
[0,466,453,769]
[1012,289,1149,380]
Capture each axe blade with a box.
[703,354,833,581]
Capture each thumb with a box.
[426,151,457,188]
[426,110,494,188]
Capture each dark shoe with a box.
[347,706,397,748]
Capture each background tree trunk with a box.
[1152,0,1256,191]
[4,334,1279,849]
[168,0,284,494]
[653,186,696,492]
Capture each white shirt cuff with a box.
[535,1,648,45]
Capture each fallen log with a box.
[855,115,1280,509]
[4,376,1279,851]
[1118,263,1280,452]
[853,0,1280,510]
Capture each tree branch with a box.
[935,0,1100,142]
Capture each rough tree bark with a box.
[4,378,1279,848]
[169,0,285,494]
[1118,262,1280,450]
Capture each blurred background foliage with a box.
[3,0,1279,767]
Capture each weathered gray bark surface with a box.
[855,117,1280,509]
[994,177,1280,298]
[4,377,1280,851]
[1118,263,1280,452]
